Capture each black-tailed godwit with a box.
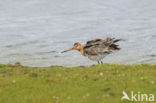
[62,37,122,64]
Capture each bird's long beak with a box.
[61,47,74,53]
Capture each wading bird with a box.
[62,37,122,64]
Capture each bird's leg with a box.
[100,61,103,64]
[97,61,100,64]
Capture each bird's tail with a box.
[108,38,125,50]
[110,44,121,50]
[113,38,125,43]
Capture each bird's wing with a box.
[85,37,122,46]
[84,37,122,55]
[84,44,112,55]
[85,39,103,47]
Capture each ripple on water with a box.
[4,40,40,48]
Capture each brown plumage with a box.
[62,37,122,64]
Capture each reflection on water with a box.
[0,0,156,67]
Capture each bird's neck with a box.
[78,45,84,55]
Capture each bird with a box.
[62,37,122,64]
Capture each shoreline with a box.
[0,62,156,68]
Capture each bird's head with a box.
[61,42,82,53]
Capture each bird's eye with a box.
[74,43,79,46]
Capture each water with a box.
[0,0,156,67]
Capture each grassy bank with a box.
[0,64,156,103]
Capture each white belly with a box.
[84,53,109,61]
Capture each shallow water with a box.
[0,0,156,67]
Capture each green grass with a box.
[0,64,156,103]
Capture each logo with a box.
[121,91,154,102]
